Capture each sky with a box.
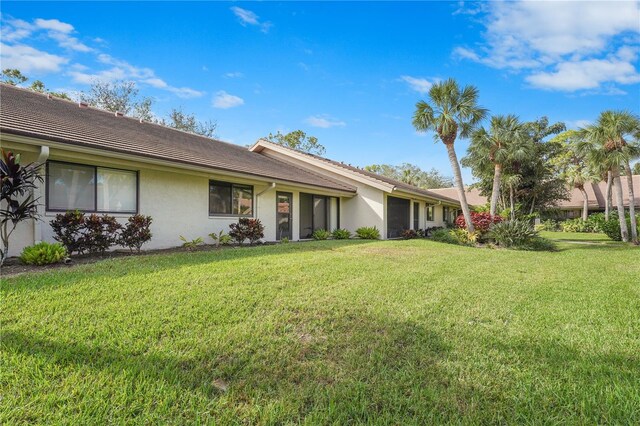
[2,1,639,182]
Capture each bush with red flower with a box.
[455,212,503,238]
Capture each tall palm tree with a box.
[502,173,522,221]
[581,111,640,243]
[463,114,528,216]
[412,79,488,232]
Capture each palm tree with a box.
[551,130,598,222]
[502,173,522,221]
[565,165,598,221]
[412,79,488,232]
[463,115,528,216]
[581,111,640,243]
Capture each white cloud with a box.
[224,71,243,78]
[305,115,346,128]
[230,6,272,33]
[526,55,640,91]
[0,42,68,73]
[453,1,640,92]
[34,18,74,33]
[212,91,244,109]
[47,31,92,52]
[0,18,34,42]
[399,75,435,94]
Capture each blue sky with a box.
[2,1,639,182]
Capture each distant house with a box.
[429,178,640,218]
[0,84,461,256]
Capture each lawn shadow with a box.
[2,309,457,423]
[2,240,376,293]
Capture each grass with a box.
[2,234,639,424]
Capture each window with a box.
[443,206,450,224]
[46,161,137,213]
[426,205,435,222]
[413,202,420,230]
[209,180,253,216]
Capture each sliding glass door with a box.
[387,196,410,238]
[299,193,339,238]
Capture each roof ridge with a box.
[0,83,241,150]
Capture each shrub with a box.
[84,214,122,254]
[332,228,352,239]
[600,213,639,241]
[209,230,232,247]
[430,228,459,245]
[450,228,477,246]
[488,220,538,248]
[312,229,331,240]
[519,237,557,252]
[119,215,152,252]
[50,210,88,254]
[229,218,265,245]
[416,229,426,238]
[180,236,203,250]
[425,226,444,237]
[20,242,67,265]
[401,229,418,239]
[456,212,503,235]
[1,149,43,266]
[536,219,559,232]
[355,226,380,240]
[280,237,290,244]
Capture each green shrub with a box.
[180,236,203,250]
[312,229,331,240]
[450,228,477,246]
[209,230,231,247]
[332,228,352,239]
[488,221,539,248]
[355,226,380,240]
[600,213,639,241]
[430,228,460,245]
[280,237,290,244]
[536,219,559,232]
[20,242,67,265]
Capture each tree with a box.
[633,162,640,175]
[581,111,640,243]
[364,163,453,189]
[412,78,488,232]
[462,114,528,216]
[159,108,217,138]
[1,68,70,100]
[550,130,599,221]
[0,150,43,265]
[264,130,325,155]
[80,80,154,121]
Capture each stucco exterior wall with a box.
[2,143,345,257]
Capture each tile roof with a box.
[0,84,356,193]
[253,140,461,204]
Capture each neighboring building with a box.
[0,84,460,256]
[429,179,640,218]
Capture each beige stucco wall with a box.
[1,141,347,257]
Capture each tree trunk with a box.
[579,187,588,222]
[510,185,515,221]
[625,163,638,244]
[529,195,536,215]
[445,143,474,233]
[605,171,612,221]
[612,168,629,242]
[490,163,501,217]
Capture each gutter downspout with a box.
[34,146,50,244]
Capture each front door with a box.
[276,192,293,240]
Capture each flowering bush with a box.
[455,212,503,234]
[229,218,265,245]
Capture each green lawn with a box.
[2,234,639,424]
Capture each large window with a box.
[46,161,137,213]
[209,180,253,216]
[413,202,420,230]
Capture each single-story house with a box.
[0,84,461,256]
[429,178,640,218]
